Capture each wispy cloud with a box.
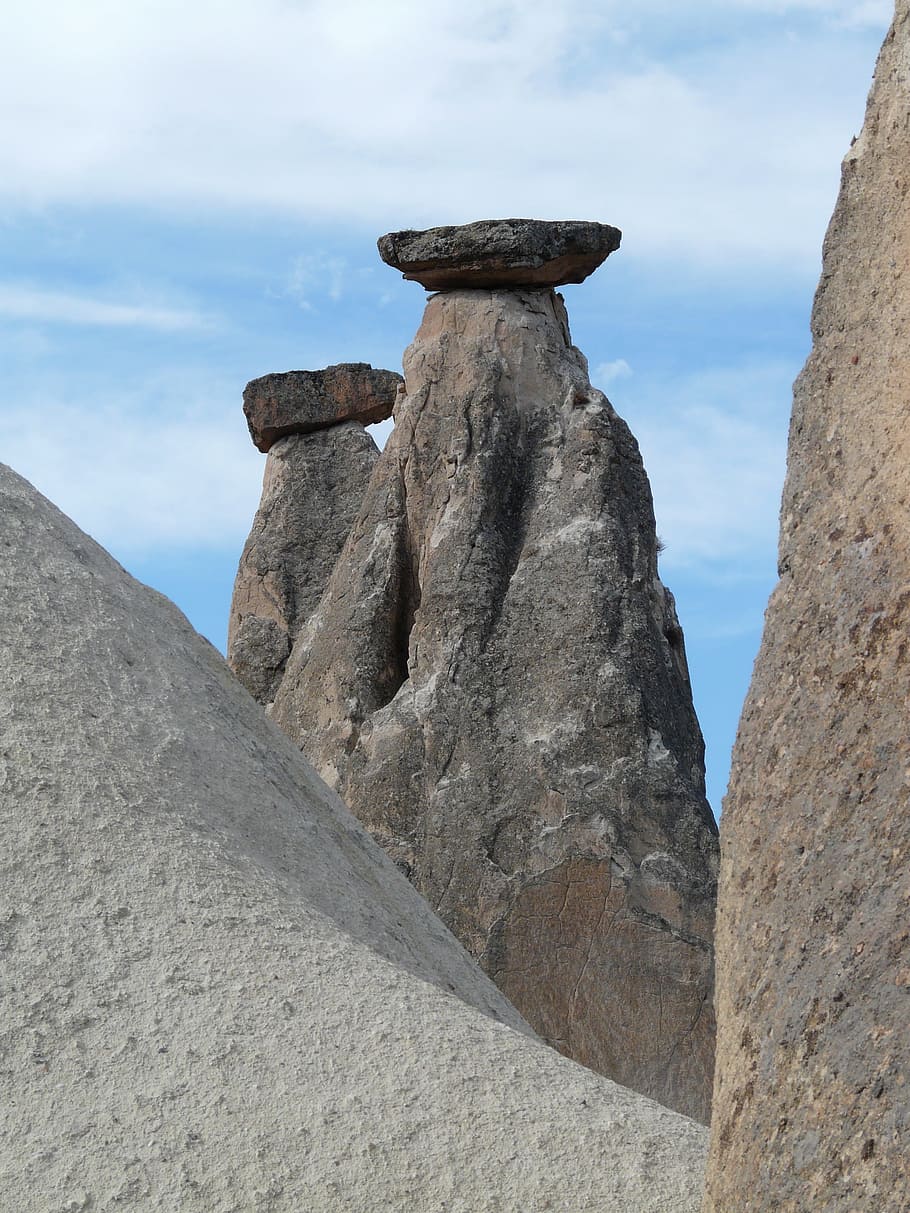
[0,283,212,331]
[594,358,633,385]
[617,361,793,575]
[283,254,348,310]
[0,388,262,553]
[0,1,889,266]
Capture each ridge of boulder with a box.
[243,363,403,452]
[0,462,708,1212]
[377,218,621,290]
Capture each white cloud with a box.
[283,254,348,310]
[0,283,211,331]
[0,390,263,554]
[731,0,891,23]
[594,358,633,385]
[618,362,793,574]
[0,0,890,266]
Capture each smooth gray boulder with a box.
[271,286,719,1124]
[0,463,708,1212]
[378,218,622,289]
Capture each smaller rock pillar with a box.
[228,364,403,704]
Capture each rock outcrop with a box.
[269,241,719,1124]
[229,364,403,706]
[378,218,622,289]
[228,423,381,704]
[243,363,402,453]
[0,462,710,1212]
[704,5,910,1209]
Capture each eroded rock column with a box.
[704,6,910,1209]
[228,364,402,703]
[269,220,719,1122]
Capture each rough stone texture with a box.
[704,6,910,1210]
[228,423,379,704]
[0,462,709,1212]
[271,288,719,1123]
[378,218,622,290]
[243,363,403,452]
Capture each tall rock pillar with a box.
[268,219,719,1122]
[705,5,910,1208]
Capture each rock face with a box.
[243,363,402,452]
[378,218,622,290]
[228,423,380,704]
[271,285,719,1123]
[704,6,910,1209]
[0,462,709,1212]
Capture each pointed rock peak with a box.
[243,362,404,452]
[377,217,621,291]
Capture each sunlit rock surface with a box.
[705,5,910,1209]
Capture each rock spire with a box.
[228,364,402,705]
[0,462,709,1212]
[704,5,910,1209]
[237,217,719,1123]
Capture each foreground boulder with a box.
[0,463,708,1211]
[378,218,622,289]
[704,5,910,1209]
[271,277,719,1123]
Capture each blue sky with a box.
[0,0,893,811]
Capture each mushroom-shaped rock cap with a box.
[377,218,622,291]
[243,363,404,453]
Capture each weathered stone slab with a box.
[0,461,709,1213]
[378,218,621,290]
[243,362,403,452]
[270,286,718,1123]
[704,5,910,1210]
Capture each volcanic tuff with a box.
[228,424,381,705]
[229,364,404,707]
[0,462,709,1213]
[263,241,719,1123]
[704,4,910,1209]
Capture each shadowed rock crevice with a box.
[374,474,423,711]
